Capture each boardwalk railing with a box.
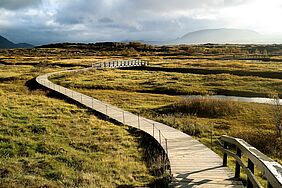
[36,60,169,154]
[36,59,247,187]
[221,135,282,188]
[92,59,149,69]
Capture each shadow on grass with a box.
[0,61,89,68]
[25,77,41,91]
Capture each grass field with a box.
[0,63,169,187]
[51,59,282,164]
[1,45,282,187]
[53,66,282,97]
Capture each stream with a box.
[183,95,282,105]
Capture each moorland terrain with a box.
[0,42,282,187]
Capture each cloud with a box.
[53,0,247,25]
[0,0,42,10]
[52,0,231,37]
[52,0,250,32]
[98,17,114,24]
[0,0,281,45]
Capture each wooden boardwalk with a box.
[36,60,243,187]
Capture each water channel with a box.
[183,95,282,105]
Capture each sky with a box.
[0,0,282,45]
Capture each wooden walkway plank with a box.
[36,60,243,187]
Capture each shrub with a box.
[159,97,240,118]
[231,130,282,159]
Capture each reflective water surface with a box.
[183,95,282,105]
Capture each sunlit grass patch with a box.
[0,64,163,187]
[52,64,281,164]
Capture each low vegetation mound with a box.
[157,98,239,118]
[232,130,282,159]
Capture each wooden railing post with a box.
[95,59,148,69]
[235,147,242,178]
[210,125,213,147]
[138,114,140,129]
[153,123,155,137]
[221,135,282,188]
[223,141,228,166]
[165,138,168,154]
[247,159,254,188]
[267,182,273,188]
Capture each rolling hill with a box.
[172,28,263,44]
[0,35,33,49]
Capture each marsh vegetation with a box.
[1,43,282,187]
[0,56,168,187]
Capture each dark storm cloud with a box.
[0,0,41,10]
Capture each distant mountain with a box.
[172,28,263,44]
[121,39,163,45]
[16,43,34,48]
[0,35,33,49]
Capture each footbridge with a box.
[36,59,282,188]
